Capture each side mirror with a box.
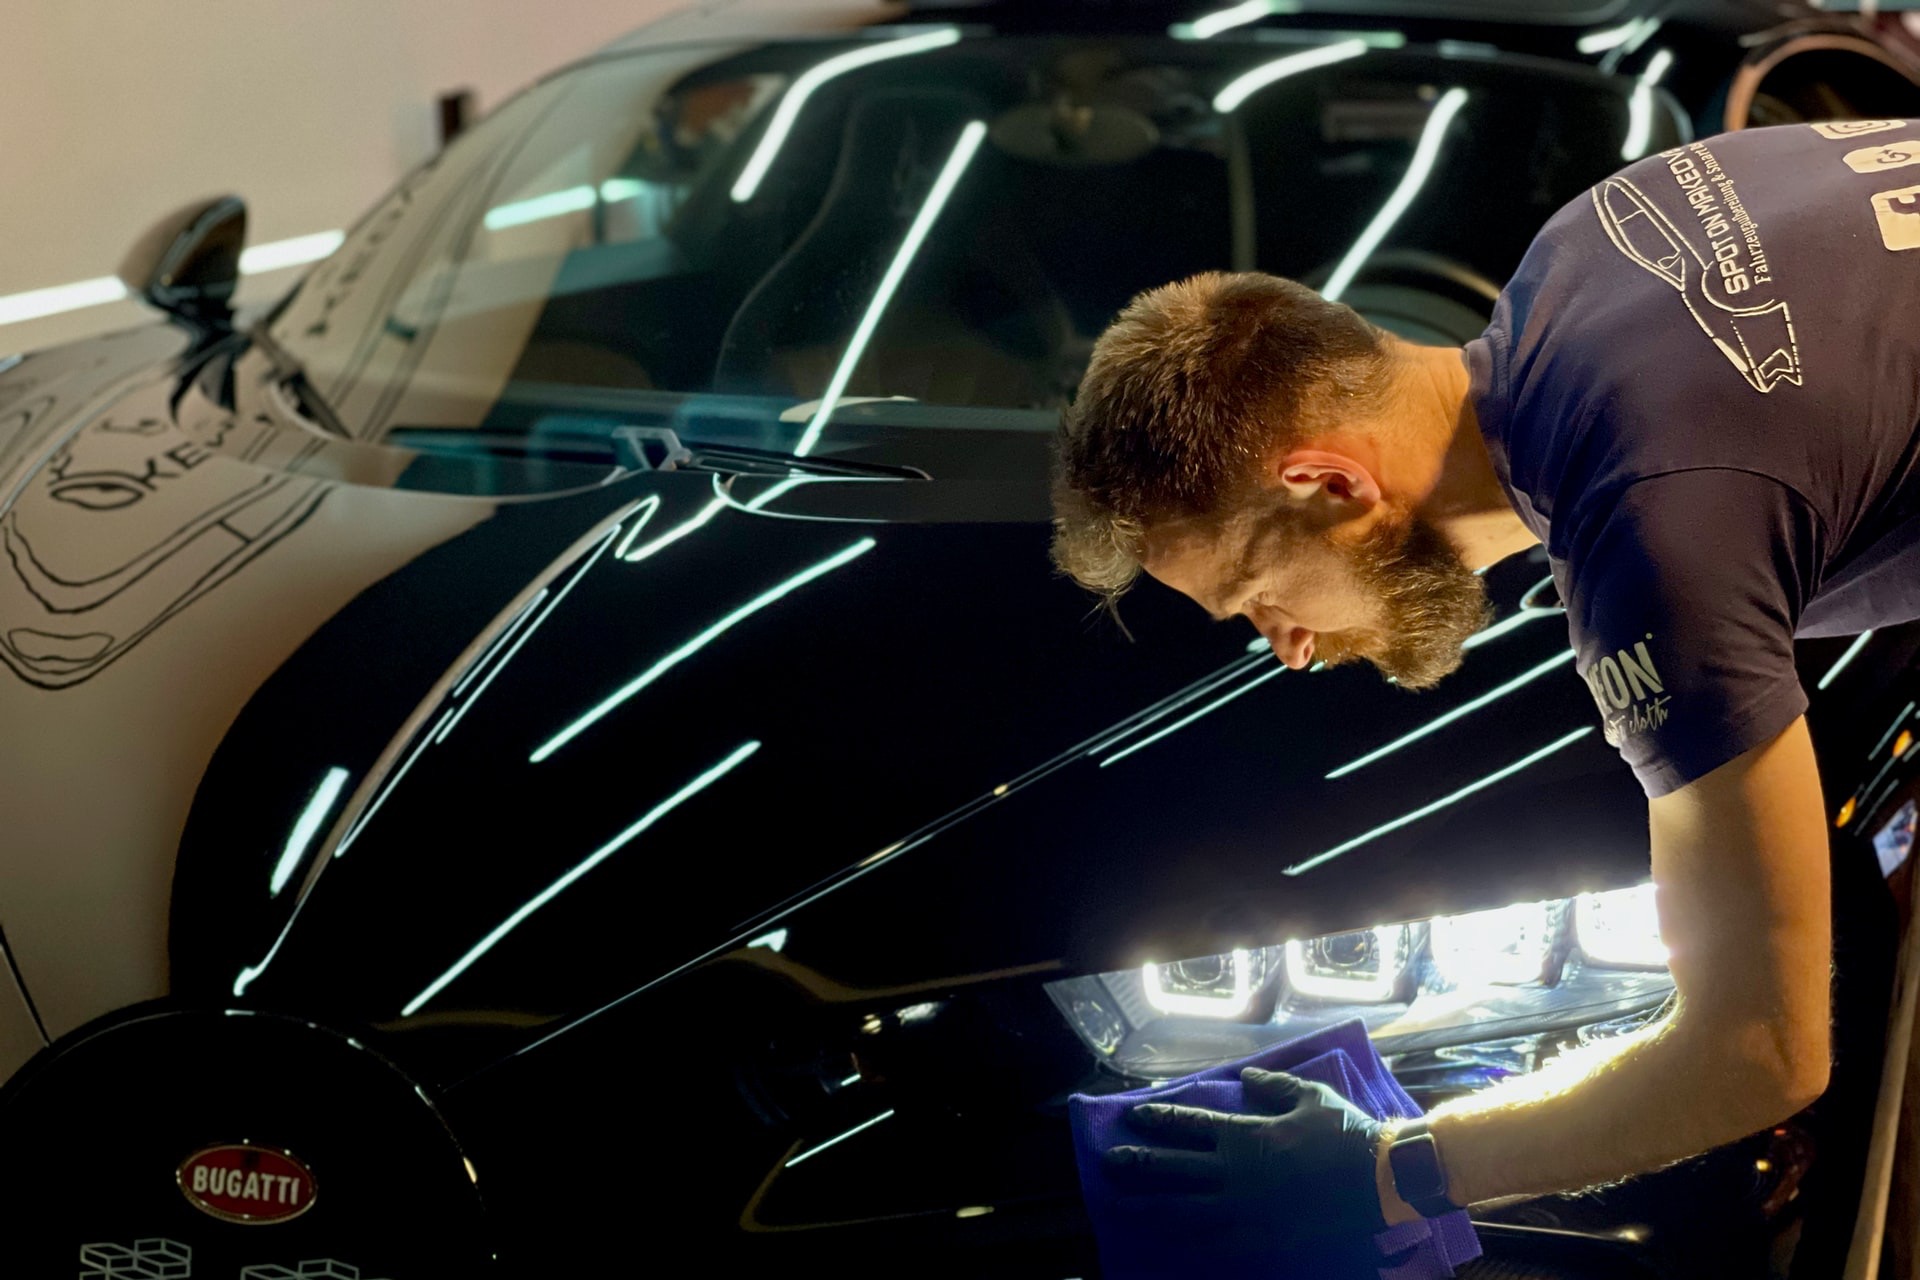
[118,196,246,327]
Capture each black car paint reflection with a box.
[197,461,1637,1036]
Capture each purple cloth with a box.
[1069,1019,1480,1280]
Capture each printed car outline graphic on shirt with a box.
[1590,176,1802,393]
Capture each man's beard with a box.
[1315,514,1492,691]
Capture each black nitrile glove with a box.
[1101,1066,1389,1245]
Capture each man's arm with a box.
[1378,715,1833,1218]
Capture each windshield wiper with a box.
[249,325,350,438]
[612,427,929,480]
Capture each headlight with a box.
[1046,884,1674,1083]
[1430,900,1561,986]
[1143,948,1267,1018]
[1576,883,1668,969]
[1284,926,1412,1002]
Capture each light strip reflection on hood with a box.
[731,28,962,203]
[236,506,651,997]
[1577,19,1648,54]
[1101,664,1288,768]
[1179,0,1299,39]
[1460,607,1558,652]
[270,767,351,897]
[403,741,762,1016]
[449,588,549,701]
[621,477,806,564]
[530,537,878,762]
[784,1110,896,1168]
[1211,38,1369,113]
[1088,653,1268,757]
[622,497,726,562]
[338,515,630,856]
[324,711,451,878]
[1621,48,1674,161]
[432,537,607,750]
[609,495,662,559]
[794,120,989,458]
[713,474,819,519]
[1324,87,1470,301]
[1858,702,1920,817]
[1286,726,1592,875]
[433,503,670,749]
[1600,17,1663,72]
[1818,630,1875,692]
[482,652,1359,1070]
[1872,701,1917,760]
[1326,650,1577,779]
[1862,756,1918,831]
[749,651,1297,930]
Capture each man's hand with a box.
[1102,1068,1389,1244]
[1098,717,1833,1229]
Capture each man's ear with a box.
[1273,449,1382,508]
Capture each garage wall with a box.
[0,0,694,353]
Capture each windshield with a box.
[268,29,1671,457]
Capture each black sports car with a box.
[4,2,1920,1276]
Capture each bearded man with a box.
[1052,122,1920,1239]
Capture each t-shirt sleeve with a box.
[1562,470,1822,798]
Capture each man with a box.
[1052,121,1920,1237]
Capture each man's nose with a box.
[1263,623,1316,669]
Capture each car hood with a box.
[125,401,1642,1090]
[0,330,1648,1082]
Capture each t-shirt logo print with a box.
[1582,638,1671,747]
[1843,141,1920,175]
[1591,149,1801,393]
[1809,120,1906,140]
[1870,184,1920,252]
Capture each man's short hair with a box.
[1052,271,1389,601]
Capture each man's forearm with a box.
[1384,721,1835,1214]
[1411,998,1821,1208]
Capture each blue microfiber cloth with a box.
[1069,1018,1481,1280]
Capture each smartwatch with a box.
[1387,1119,1463,1219]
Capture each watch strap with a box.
[1387,1119,1462,1219]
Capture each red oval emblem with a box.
[177,1144,317,1225]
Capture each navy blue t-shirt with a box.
[1469,122,1920,797]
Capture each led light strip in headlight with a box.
[1053,880,1673,1087]
[1142,949,1259,1018]
[1284,927,1411,1002]
[1576,883,1668,969]
[1430,900,1561,987]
